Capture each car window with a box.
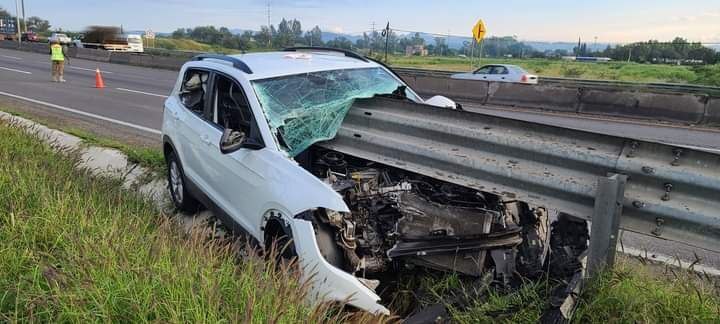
[474,66,492,74]
[491,66,509,74]
[211,74,252,134]
[179,69,209,116]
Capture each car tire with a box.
[166,151,199,212]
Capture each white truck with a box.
[72,26,144,53]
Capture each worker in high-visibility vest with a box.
[50,40,69,82]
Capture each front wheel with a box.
[166,151,199,212]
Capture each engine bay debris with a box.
[292,147,590,319]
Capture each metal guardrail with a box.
[392,67,720,96]
[320,97,720,253]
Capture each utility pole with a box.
[382,22,390,63]
[21,0,25,32]
[478,39,484,65]
[445,29,450,56]
[14,0,21,46]
[594,36,598,54]
[370,22,375,55]
[266,0,271,48]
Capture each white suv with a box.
[162,48,536,314]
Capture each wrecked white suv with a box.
[162,48,547,314]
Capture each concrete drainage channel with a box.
[0,111,223,239]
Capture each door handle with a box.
[172,111,180,121]
[200,135,212,146]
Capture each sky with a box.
[4,0,719,43]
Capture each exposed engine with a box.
[300,148,548,283]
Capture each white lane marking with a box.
[116,88,169,98]
[0,66,32,74]
[1,55,22,60]
[69,66,114,74]
[0,90,161,135]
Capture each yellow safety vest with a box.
[51,45,64,61]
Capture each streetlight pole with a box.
[15,0,21,46]
[594,36,598,54]
[21,0,26,32]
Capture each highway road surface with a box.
[0,47,719,273]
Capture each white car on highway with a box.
[451,64,539,84]
[49,33,72,45]
[161,48,461,314]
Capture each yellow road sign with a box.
[472,19,486,42]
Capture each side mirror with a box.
[424,95,459,110]
[219,128,246,154]
[219,128,264,154]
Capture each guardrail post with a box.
[587,173,627,277]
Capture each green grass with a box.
[413,259,720,323]
[574,260,720,323]
[0,120,365,323]
[0,107,166,174]
[1,112,718,323]
[151,37,242,54]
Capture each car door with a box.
[196,72,273,239]
[173,68,213,189]
[471,65,493,81]
[490,65,510,82]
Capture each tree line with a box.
[0,6,51,33]
[596,38,718,64]
[171,19,719,65]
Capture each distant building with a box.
[405,45,428,56]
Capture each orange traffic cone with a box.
[95,68,105,88]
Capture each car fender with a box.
[255,156,388,314]
[260,152,350,218]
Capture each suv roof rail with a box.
[283,47,369,63]
[191,54,253,74]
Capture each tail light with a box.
[521,75,528,82]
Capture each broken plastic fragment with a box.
[252,67,406,156]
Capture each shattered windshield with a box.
[252,67,415,156]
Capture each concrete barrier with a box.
[412,75,451,95]
[25,43,49,54]
[0,41,18,50]
[108,52,132,65]
[444,79,489,102]
[706,98,720,126]
[74,48,111,62]
[486,82,579,112]
[579,89,707,124]
[120,54,184,70]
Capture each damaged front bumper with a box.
[289,217,390,315]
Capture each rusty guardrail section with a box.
[320,97,720,253]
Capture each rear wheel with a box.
[166,151,199,212]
